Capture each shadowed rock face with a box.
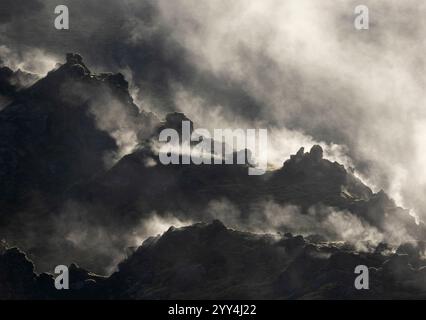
[0,67,16,99]
[2,221,426,300]
[0,240,106,300]
[102,222,426,300]
[0,54,109,206]
[66,141,424,257]
[0,53,157,206]
[0,54,159,270]
[0,66,38,110]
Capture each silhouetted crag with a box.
[0,65,38,110]
[0,54,158,271]
[3,222,426,299]
[66,142,424,253]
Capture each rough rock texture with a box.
[68,142,424,249]
[2,222,426,300]
[0,66,38,110]
[0,53,159,271]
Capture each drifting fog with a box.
[206,199,415,250]
[1,0,424,218]
[153,0,426,220]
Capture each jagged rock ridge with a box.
[2,222,426,299]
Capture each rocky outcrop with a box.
[0,54,160,272]
[3,222,426,300]
[0,66,38,110]
[0,53,157,205]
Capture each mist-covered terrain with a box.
[0,54,425,299]
[3,220,426,299]
[1,0,426,299]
